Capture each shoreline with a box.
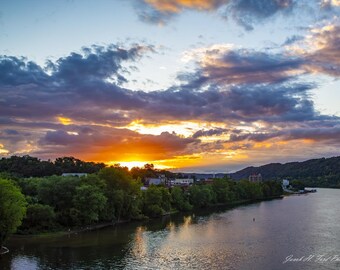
[13,195,284,238]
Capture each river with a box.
[1,188,340,270]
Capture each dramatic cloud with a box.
[228,125,340,143]
[222,0,294,31]
[136,0,227,24]
[283,21,340,77]
[0,44,152,124]
[143,0,226,12]
[135,0,294,29]
[1,43,326,127]
[305,24,340,77]
[0,42,339,168]
[142,83,324,123]
[37,127,198,162]
[182,45,306,85]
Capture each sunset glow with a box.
[1,0,339,172]
[108,161,171,170]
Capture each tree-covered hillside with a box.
[231,156,340,188]
[0,155,105,177]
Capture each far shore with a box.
[12,195,284,239]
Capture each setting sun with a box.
[107,161,171,170]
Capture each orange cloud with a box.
[144,0,227,13]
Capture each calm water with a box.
[1,188,340,270]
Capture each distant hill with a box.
[230,156,340,188]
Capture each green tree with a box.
[143,185,171,217]
[99,167,133,191]
[212,178,234,203]
[0,179,27,248]
[237,180,263,200]
[189,185,216,208]
[98,167,142,221]
[261,181,282,197]
[171,187,192,211]
[0,155,56,177]
[37,176,78,211]
[291,180,305,190]
[54,156,105,174]
[20,204,56,232]
[73,185,107,225]
[37,176,81,226]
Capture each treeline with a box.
[231,156,340,188]
[0,166,282,245]
[0,155,105,177]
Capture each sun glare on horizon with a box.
[107,161,171,170]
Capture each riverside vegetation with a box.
[0,156,283,250]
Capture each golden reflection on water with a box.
[166,221,175,231]
[183,215,192,227]
[176,215,193,241]
[126,213,248,269]
[131,226,147,258]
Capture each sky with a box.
[0,0,339,172]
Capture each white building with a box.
[146,177,164,186]
[173,178,194,186]
[282,179,290,188]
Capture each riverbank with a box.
[13,195,284,238]
[13,220,129,238]
[3,188,338,270]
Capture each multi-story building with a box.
[248,173,262,182]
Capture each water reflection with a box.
[122,214,242,270]
[11,256,39,270]
[2,189,340,270]
[131,226,147,259]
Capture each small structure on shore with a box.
[282,179,290,189]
